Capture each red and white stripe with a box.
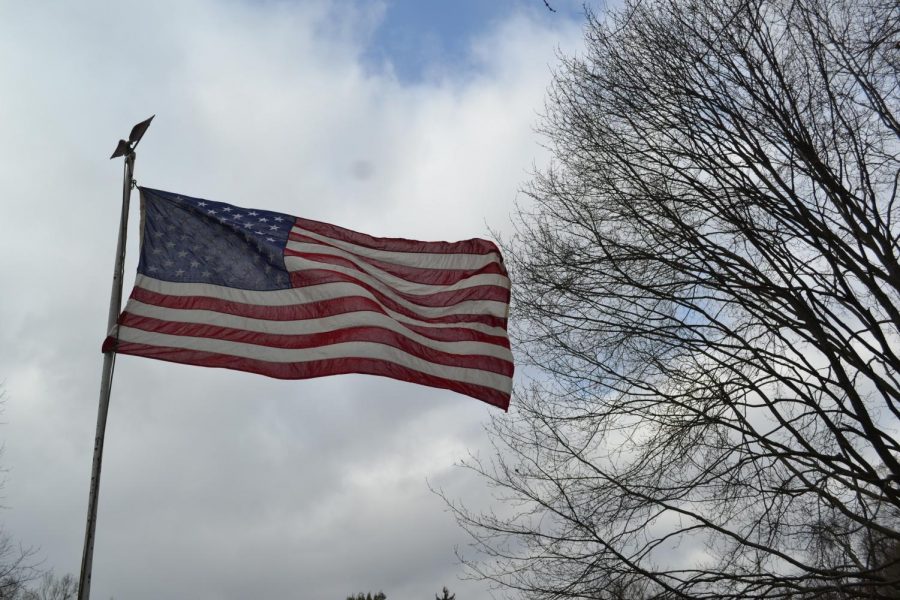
[107,216,514,409]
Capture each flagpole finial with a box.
[109,115,154,159]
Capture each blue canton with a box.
[138,188,294,291]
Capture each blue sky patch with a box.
[357,0,586,82]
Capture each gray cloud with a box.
[0,1,583,598]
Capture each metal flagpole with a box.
[77,116,154,600]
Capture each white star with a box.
[258,217,268,223]
[274,217,284,222]
[175,269,185,277]
[248,211,258,216]
[166,241,175,248]
[190,260,200,268]
[244,222,254,228]
[233,214,243,219]
[197,201,207,207]
[208,210,217,215]
[177,250,188,258]
[152,248,162,255]
[266,237,275,242]
[148,266,158,272]
[269,225,279,231]
[222,207,232,212]
[201,271,211,278]
[163,260,174,267]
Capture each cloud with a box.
[0,1,584,598]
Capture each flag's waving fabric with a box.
[104,188,513,410]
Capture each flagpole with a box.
[78,117,153,600]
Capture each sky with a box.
[0,1,595,598]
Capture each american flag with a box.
[104,188,513,410]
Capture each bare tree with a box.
[0,388,73,600]
[345,593,386,600]
[449,0,900,598]
[0,388,38,600]
[0,530,37,599]
[18,573,77,600]
[435,586,456,600]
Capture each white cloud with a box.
[0,1,584,598]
